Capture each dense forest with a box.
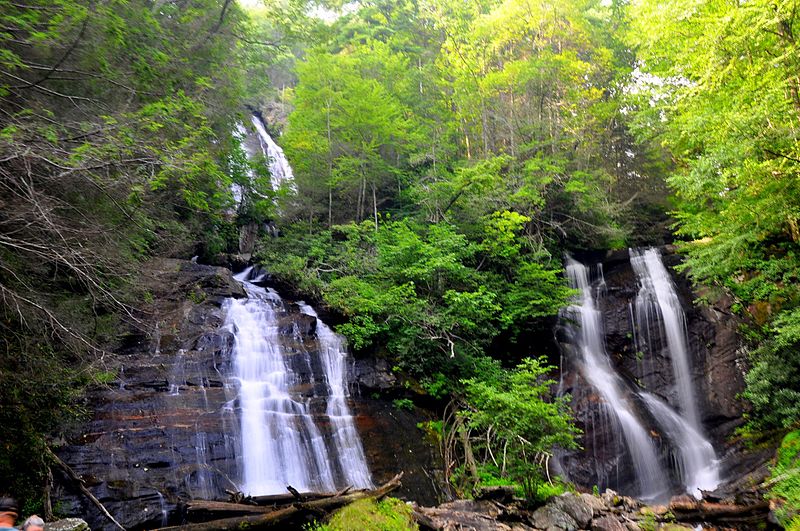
[1,0,799,528]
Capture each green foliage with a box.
[743,308,800,430]
[462,358,578,455]
[256,219,569,382]
[628,0,800,432]
[768,430,800,529]
[0,0,260,511]
[458,358,578,502]
[278,0,663,248]
[393,398,415,411]
[306,497,418,531]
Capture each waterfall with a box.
[250,115,295,192]
[193,431,214,500]
[630,248,719,496]
[630,248,698,427]
[223,267,371,495]
[298,303,373,489]
[563,258,668,500]
[231,115,295,211]
[639,393,719,497]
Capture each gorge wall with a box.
[50,248,754,529]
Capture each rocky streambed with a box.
[412,485,772,531]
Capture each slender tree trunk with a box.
[509,87,516,158]
[461,428,479,482]
[481,99,489,156]
[326,98,333,228]
[372,181,378,231]
[462,118,472,160]
[44,466,54,521]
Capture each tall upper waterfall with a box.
[250,114,295,192]
[223,267,372,495]
[559,250,720,501]
[232,114,295,210]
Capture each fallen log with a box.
[188,486,359,521]
[155,473,403,531]
[185,500,274,521]
[669,499,771,522]
[248,490,335,506]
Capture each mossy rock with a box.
[309,497,418,531]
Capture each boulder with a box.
[551,493,593,528]
[44,519,90,531]
[415,503,515,530]
[437,499,503,518]
[530,504,579,531]
[476,485,516,504]
[353,357,397,391]
[580,493,608,514]
[591,515,626,531]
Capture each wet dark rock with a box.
[238,222,259,255]
[476,485,516,504]
[353,398,446,506]
[353,356,397,391]
[277,312,317,337]
[53,258,443,530]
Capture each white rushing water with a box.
[630,248,699,427]
[639,393,719,497]
[250,114,295,192]
[564,258,668,500]
[230,116,295,211]
[224,268,371,495]
[225,270,335,494]
[630,248,719,496]
[298,303,373,489]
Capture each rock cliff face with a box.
[556,248,749,496]
[52,259,442,530]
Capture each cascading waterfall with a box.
[630,248,719,496]
[299,303,373,489]
[563,258,668,500]
[223,267,372,495]
[250,114,295,192]
[639,393,718,497]
[630,248,698,427]
[561,251,720,501]
[231,115,295,211]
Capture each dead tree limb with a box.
[46,447,126,530]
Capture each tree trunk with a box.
[47,447,126,530]
[326,98,333,228]
[372,181,378,231]
[669,499,770,522]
